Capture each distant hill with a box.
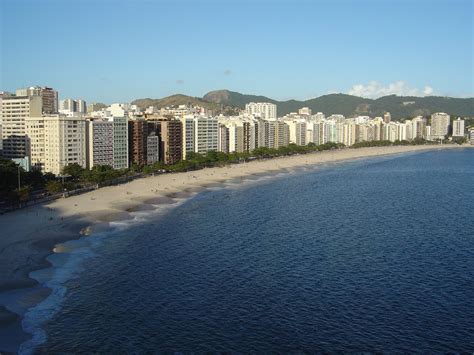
[203,90,474,119]
[203,90,278,107]
[132,90,474,120]
[131,94,241,115]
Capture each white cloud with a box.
[348,81,435,98]
[423,86,434,95]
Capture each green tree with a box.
[62,163,85,180]
[46,180,63,194]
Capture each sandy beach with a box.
[0,144,470,350]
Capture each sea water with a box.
[21,149,474,352]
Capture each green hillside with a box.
[203,90,474,119]
[132,90,474,120]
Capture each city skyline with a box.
[1,0,473,103]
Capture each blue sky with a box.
[1,0,473,103]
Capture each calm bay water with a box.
[26,149,474,352]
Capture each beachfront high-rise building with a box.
[26,114,86,175]
[383,112,391,124]
[25,116,46,171]
[218,125,229,153]
[128,119,148,166]
[112,117,129,169]
[286,120,306,146]
[1,95,42,161]
[194,116,219,155]
[357,123,376,143]
[160,120,183,165]
[425,125,432,141]
[431,112,450,140]
[219,119,257,153]
[181,115,219,158]
[343,121,357,146]
[146,133,160,165]
[226,123,243,153]
[411,116,427,140]
[383,122,400,142]
[274,120,290,149]
[87,116,129,170]
[181,115,195,160]
[243,121,257,152]
[452,118,465,137]
[245,102,277,120]
[146,121,161,165]
[87,118,113,169]
[305,121,320,145]
[44,114,86,175]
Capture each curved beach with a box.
[0,144,470,351]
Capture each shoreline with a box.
[0,144,471,352]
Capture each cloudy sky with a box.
[1,0,472,103]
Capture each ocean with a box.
[20,149,474,353]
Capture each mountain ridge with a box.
[132,90,474,120]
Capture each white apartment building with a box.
[425,125,431,141]
[25,116,46,171]
[60,98,87,114]
[306,121,324,145]
[77,100,87,114]
[181,115,219,158]
[452,118,465,137]
[44,115,86,175]
[181,115,196,159]
[112,116,129,169]
[218,124,229,153]
[358,123,376,143]
[218,119,257,153]
[342,121,357,146]
[298,107,312,116]
[286,120,307,146]
[1,95,42,160]
[383,122,399,142]
[245,102,277,120]
[194,116,219,154]
[325,120,337,143]
[312,112,325,121]
[26,114,86,175]
[227,123,243,153]
[431,112,450,140]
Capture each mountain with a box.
[131,94,241,115]
[132,94,220,111]
[203,90,278,107]
[203,90,474,119]
[132,90,474,120]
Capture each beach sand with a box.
[0,144,470,350]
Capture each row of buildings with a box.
[0,87,471,176]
